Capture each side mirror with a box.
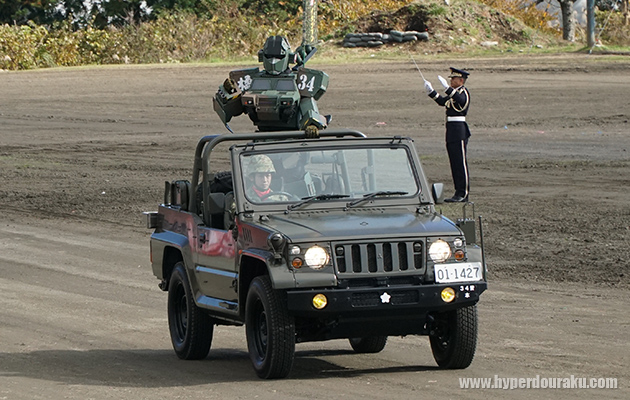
[432,183,445,204]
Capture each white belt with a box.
[447,116,466,122]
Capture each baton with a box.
[408,52,428,82]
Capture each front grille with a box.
[258,97,276,108]
[391,290,420,304]
[351,292,380,307]
[334,241,424,277]
[350,290,420,307]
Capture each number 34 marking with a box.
[298,74,315,92]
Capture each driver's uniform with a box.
[246,186,271,201]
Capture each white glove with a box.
[424,80,434,94]
[438,75,449,89]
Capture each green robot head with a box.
[259,36,292,75]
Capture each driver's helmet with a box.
[246,154,275,177]
[261,36,291,75]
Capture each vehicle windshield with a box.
[240,146,420,205]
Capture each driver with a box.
[245,155,288,202]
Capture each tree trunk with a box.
[559,0,576,42]
[623,0,629,26]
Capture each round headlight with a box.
[453,238,463,248]
[429,239,451,263]
[304,245,329,269]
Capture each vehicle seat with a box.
[324,175,345,194]
[206,192,226,229]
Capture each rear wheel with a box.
[245,276,295,379]
[167,262,214,360]
[429,305,478,369]
[349,336,388,353]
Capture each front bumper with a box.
[286,281,487,318]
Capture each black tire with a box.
[167,262,214,360]
[245,276,295,379]
[349,336,388,353]
[429,305,478,369]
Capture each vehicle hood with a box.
[260,208,460,242]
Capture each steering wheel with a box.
[260,191,299,202]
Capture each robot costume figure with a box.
[213,36,330,137]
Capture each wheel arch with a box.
[161,246,184,290]
[237,249,297,317]
[238,255,268,318]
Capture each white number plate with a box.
[434,262,483,283]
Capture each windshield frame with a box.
[231,137,430,213]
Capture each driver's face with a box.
[253,172,272,191]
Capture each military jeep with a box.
[146,129,487,379]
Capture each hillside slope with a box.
[337,0,558,53]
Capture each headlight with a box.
[304,245,329,269]
[429,239,451,263]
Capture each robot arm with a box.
[213,78,244,126]
[298,97,327,131]
[293,44,317,70]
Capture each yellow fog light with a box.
[312,294,328,309]
[454,249,465,261]
[441,287,456,303]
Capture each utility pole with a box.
[586,0,595,47]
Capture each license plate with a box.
[434,262,483,283]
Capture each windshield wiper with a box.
[287,194,349,211]
[345,191,408,208]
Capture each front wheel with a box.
[429,305,478,369]
[167,262,214,360]
[245,276,295,379]
[349,336,388,353]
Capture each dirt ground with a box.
[1,54,628,398]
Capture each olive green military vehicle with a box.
[146,129,487,379]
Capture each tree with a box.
[558,0,577,40]
[537,0,577,41]
[0,0,55,25]
[95,0,153,26]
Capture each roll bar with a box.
[188,129,367,213]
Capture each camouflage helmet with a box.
[261,36,291,75]
[246,154,276,176]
